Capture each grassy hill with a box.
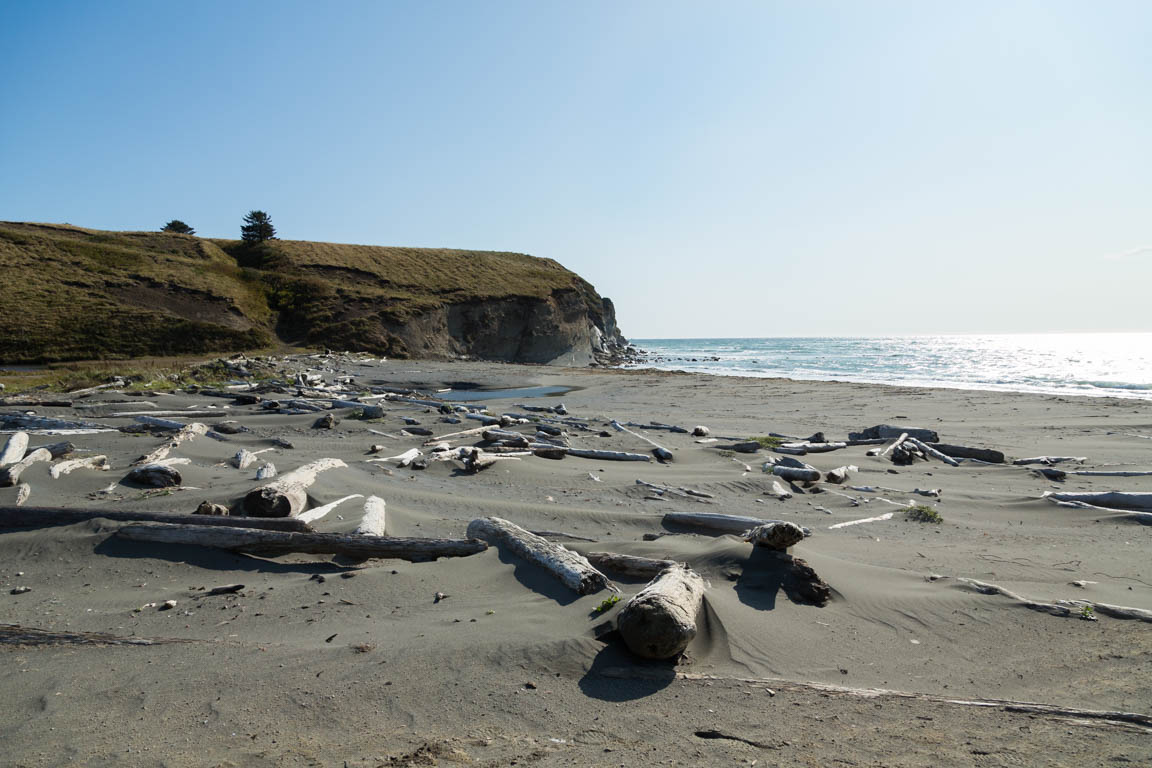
[0,222,613,364]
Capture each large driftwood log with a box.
[585,552,678,578]
[115,522,487,561]
[244,458,346,517]
[466,516,612,595]
[354,495,386,536]
[0,448,52,487]
[1,414,114,431]
[663,511,811,537]
[616,565,705,659]
[0,506,313,532]
[0,432,29,468]
[743,521,806,550]
[1042,491,1152,512]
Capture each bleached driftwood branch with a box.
[466,516,612,595]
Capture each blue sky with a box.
[2,1,1149,337]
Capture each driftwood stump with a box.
[616,565,705,659]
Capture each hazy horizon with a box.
[2,1,1149,338]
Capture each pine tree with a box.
[161,219,195,235]
[240,210,276,243]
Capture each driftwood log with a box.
[611,420,673,462]
[0,506,313,532]
[616,565,705,659]
[566,448,651,462]
[905,437,961,467]
[929,443,1005,463]
[114,522,487,561]
[125,463,182,488]
[664,511,811,537]
[585,551,678,578]
[0,432,29,467]
[743,521,806,550]
[354,495,386,536]
[770,465,821,483]
[244,458,346,517]
[50,455,109,478]
[466,516,612,595]
[1043,491,1152,512]
[850,425,939,442]
[0,448,52,487]
[1014,456,1086,466]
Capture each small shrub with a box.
[750,436,785,449]
[593,595,621,614]
[905,505,943,524]
[1079,604,1097,621]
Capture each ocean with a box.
[626,333,1152,400]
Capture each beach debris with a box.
[312,413,338,430]
[131,421,208,466]
[367,448,422,467]
[194,501,230,516]
[49,455,109,479]
[776,441,848,455]
[0,448,51,487]
[905,437,960,467]
[617,564,704,659]
[635,479,713,502]
[14,483,30,506]
[828,512,895,529]
[124,463,182,488]
[729,441,762,454]
[623,421,687,433]
[231,449,258,470]
[585,552,678,579]
[663,511,811,537]
[10,586,31,595]
[954,578,1152,623]
[433,591,447,603]
[158,599,177,611]
[256,463,277,480]
[610,420,673,462]
[297,494,364,524]
[353,496,386,536]
[0,432,29,468]
[114,522,487,561]
[824,465,855,484]
[245,457,347,517]
[466,516,613,595]
[851,424,939,443]
[766,480,793,500]
[691,426,710,437]
[1013,456,1086,466]
[203,584,245,596]
[211,421,248,434]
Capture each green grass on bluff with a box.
[0,222,603,364]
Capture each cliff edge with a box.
[0,222,630,365]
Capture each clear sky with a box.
[1,1,1149,338]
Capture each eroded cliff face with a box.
[369,289,628,366]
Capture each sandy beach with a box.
[2,358,1150,767]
